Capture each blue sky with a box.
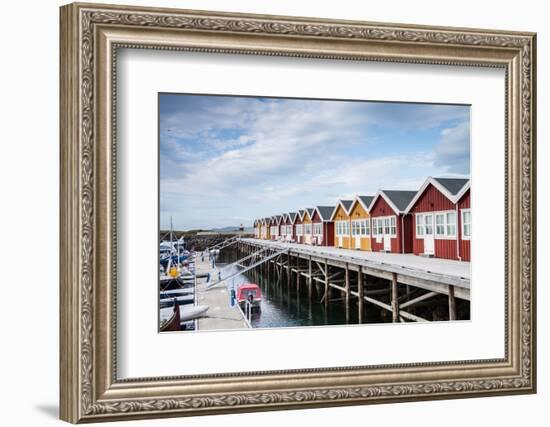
[160,94,470,230]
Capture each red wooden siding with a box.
[310,210,334,246]
[458,190,471,261]
[323,222,335,246]
[370,196,412,253]
[294,215,303,243]
[409,184,470,261]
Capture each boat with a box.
[160,304,209,323]
[236,283,262,309]
[159,294,194,308]
[159,277,194,290]
[159,298,181,332]
[160,288,194,297]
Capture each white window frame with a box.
[336,220,349,236]
[461,208,471,240]
[428,210,457,239]
[313,223,322,235]
[373,215,397,237]
[296,224,303,235]
[416,214,424,237]
[304,223,312,235]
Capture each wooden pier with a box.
[194,252,249,331]
[235,238,470,323]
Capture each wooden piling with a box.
[391,272,399,323]
[358,266,364,323]
[308,255,312,299]
[324,259,329,309]
[448,285,457,321]
[345,262,350,323]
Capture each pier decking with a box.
[236,238,470,323]
[195,253,249,331]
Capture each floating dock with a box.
[194,252,249,331]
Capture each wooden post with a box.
[308,255,312,299]
[358,267,364,323]
[345,262,350,323]
[391,272,399,323]
[448,285,457,321]
[324,259,329,309]
[286,253,290,285]
[296,258,300,291]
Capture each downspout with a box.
[456,204,462,261]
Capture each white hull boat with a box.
[160,304,209,323]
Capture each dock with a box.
[194,251,249,331]
[233,238,470,323]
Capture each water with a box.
[217,250,388,329]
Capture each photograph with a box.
[158,93,471,332]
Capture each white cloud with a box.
[160,97,469,229]
[433,121,470,174]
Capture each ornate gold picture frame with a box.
[60,2,536,423]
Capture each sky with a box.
[159,94,470,231]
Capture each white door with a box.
[424,214,435,254]
[355,236,361,249]
[383,217,392,251]
[383,234,391,251]
[338,236,343,247]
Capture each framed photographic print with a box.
[60,2,537,423]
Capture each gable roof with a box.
[369,190,417,214]
[314,206,336,222]
[275,215,283,225]
[329,199,353,220]
[297,209,306,220]
[433,177,469,196]
[349,195,374,213]
[300,208,314,221]
[288,212,298,223]
[404,176,471,213]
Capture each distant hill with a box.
[209,225,254,233]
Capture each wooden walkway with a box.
[195,252,249,331]
[237,238,471,323]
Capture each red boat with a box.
[236,283,262,309]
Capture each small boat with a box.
[160,298,181,332]
[160,294,194,308]
[160,304,209,324]
[160,288,194,297]
[236,283,262,309]
[160,277,194,290]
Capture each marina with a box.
[159,232,470,332]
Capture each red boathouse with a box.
[368,190,417,253]
[311,206,335,246]
[405,177,470,261]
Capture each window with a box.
[427,211,457,238]
[435,214,445,236]
[305,224,312,235]
[446,212,456,237]
[313,223,322,235]
[416,214,424,236]
[365,219,371,236]
[390,216,396,235]
[337,220,349,236]
[351,220,358,236]
[425,214,433,235]
[462,209,471,239]
[296,224,303,235]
